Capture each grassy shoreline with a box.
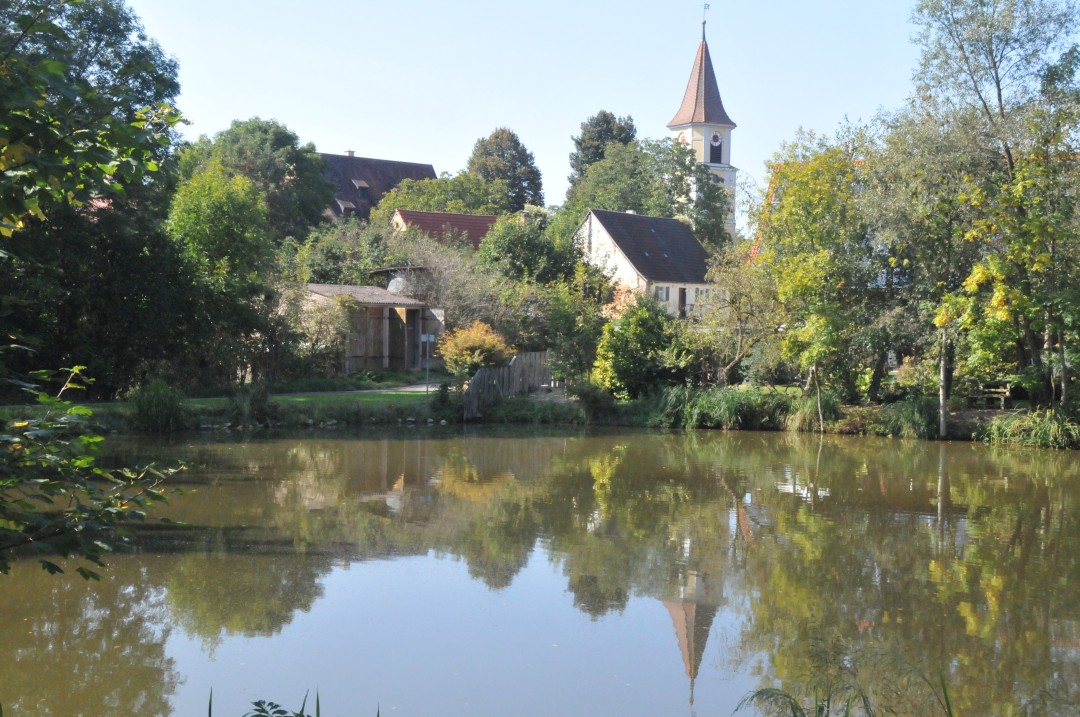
[3,383,1074,448]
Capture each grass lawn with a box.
[183,390,432,411]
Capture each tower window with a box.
[709,139,723,164]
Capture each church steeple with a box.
[668,21,737,234]
[667,22,735,130]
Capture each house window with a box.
[653,286,670,302]
[694,287,709,302]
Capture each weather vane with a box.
[702,3,710,38]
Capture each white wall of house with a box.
[578,212,648,293]
[648,282,713,315]
[577,214,712,317]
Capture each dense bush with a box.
[438,321,514,379]
[659,385,794,430]
[228,383,273,426]
[127,379,186,433]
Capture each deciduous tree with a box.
[466,128,544,211]
[178,118,332,244]
[370,171,512,225]
[567,110,637,194]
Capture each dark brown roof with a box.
[307,283,426,307]
[588,209,709,284]
[667,33,735,129]
[321,153,436,220]
[393,209,498,249]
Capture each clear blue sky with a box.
[125,0,921,215]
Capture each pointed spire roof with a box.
[667,23,736,129]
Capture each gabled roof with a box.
[307,283,426,308]
[667,30,735,129]
[588,209,709,284]
[321,153,436,220]
[393,209,498,249]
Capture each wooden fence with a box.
[462,351,554,420]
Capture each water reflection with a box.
[2,430,1079,715]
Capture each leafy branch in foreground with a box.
[0,366,180,578]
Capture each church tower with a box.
[667,22,737,194]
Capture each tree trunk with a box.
[1060,330,1068,405]
[939,328,948,440]
[812,363,824,433]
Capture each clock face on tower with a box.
[710,132,722,146]
[678,133,687,144]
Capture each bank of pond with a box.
[7,380,1074,450]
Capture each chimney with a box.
[345,150,354,157]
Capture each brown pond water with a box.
[1,428,1079,716]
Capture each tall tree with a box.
[167,161,276,384]
[466,128,544,211]
[860,105,990,432]
[567,111,637,194]
[179,118,332,244]
[755,130,888,409]
[913,0,1080,406]
[1,0,183,390]
[1,0,180,579]
[1,0,181,237]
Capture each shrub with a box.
[878,395,938,439]
[568,382,617,422]
[229,383,273,426]
[438,321,514,379]
[127,379,186,433]
[786,390,841,433]
[662,386,794,430]
[985,408,1080,449]
[429,382,463,422]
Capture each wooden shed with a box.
[306,284,444,373]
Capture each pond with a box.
[1,429,1079,716]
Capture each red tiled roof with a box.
[306,283,426,307]
[393,209,498,249]
[668,33,735,129]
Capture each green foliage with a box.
[553,138,730,251]
[985,408,1080,449]
[785,390,842,433]
[567,110,637,192]
[477,210,577,283]
[167,161,279,385]
[466,127,544,210]
[484,396,585,424]
[178,118,332,244]
[295,219,392,285]
[0,0,182,237]
[662,385,795,430]
[437,322,515,379]
[567,382,617,422]
[429,382,463,422]
[878,395,939,439]
[0,368,175,577]
[370,171,512,225]
[228,383,273,426]
[593,295,682,399]
[127,379,186,434]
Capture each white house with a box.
[576,209,711,316]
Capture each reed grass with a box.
[985,408,1080,449]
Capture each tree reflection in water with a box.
[3,430,1078,716]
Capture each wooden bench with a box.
[967,382,1011,409]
